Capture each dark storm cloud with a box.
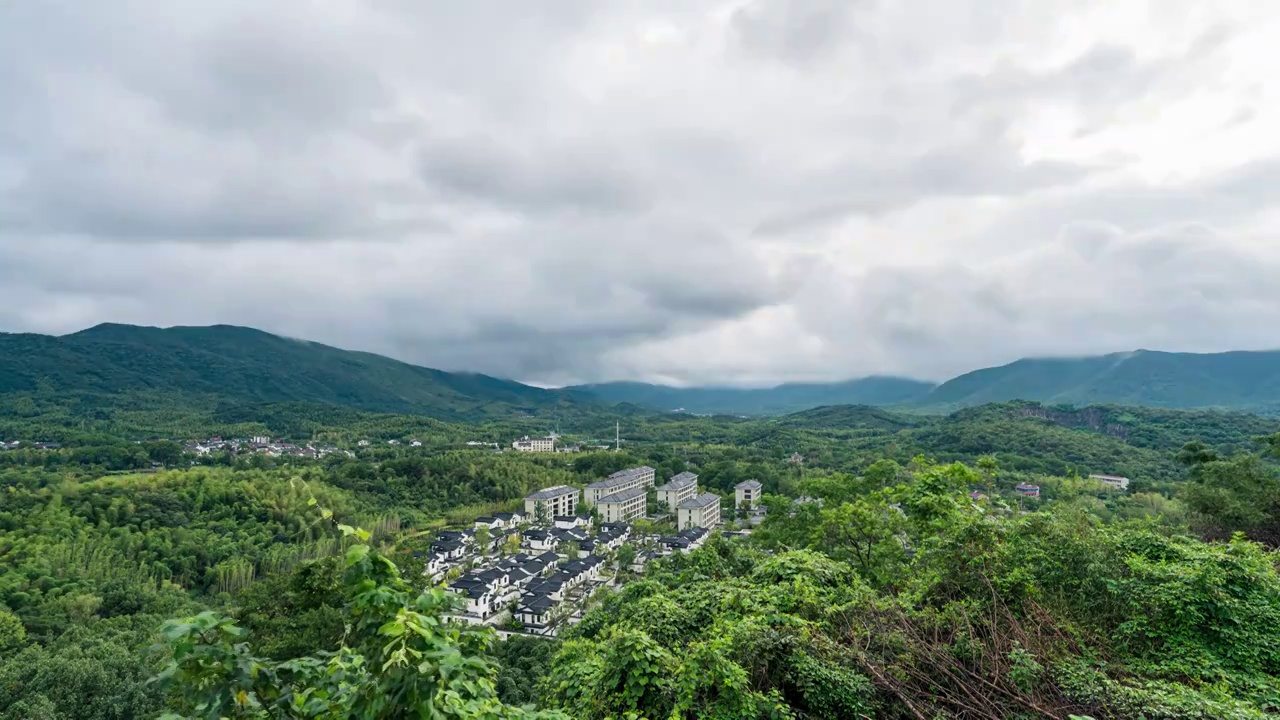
[1,0,1276,384]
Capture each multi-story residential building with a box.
[512,436,556,452]
[596,486,648,523]
[656,472,699,510]
[735,480,763,511]
[524,485,579,519]
[583,466,655,506]
[677,493,722,530]
[1089,474,1130,491]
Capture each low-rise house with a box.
[493,511,524,528]
[1015,483,1041,498]
[522,529,556,552]
[1089,474,1130,491]
[515,594,559,631]
[596,522,631,551]
[450,583,495,618]
[677,493,722,531]
[551,527,591,548]
[525,577,567,602]
[656,472,699,510]
[431,539,468,560]
[630,551,659,573]
[474,516,503,530]
[554,514,592,530]
[658,535,693,553]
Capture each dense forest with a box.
[2,392,1280,717]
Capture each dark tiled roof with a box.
[677,492,720,510]
[596,486,647,504]
[526,485,579,501]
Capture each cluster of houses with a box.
[177,437,352,459]
[417,467,771,636]
[429,513,624,635]
[0,440,61,451]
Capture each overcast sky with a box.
[3,1,1279,387]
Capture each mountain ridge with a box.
[0,323,596,422]
[6,323,1280,419]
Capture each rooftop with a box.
[586,466,655,491]
[526,485,579,501]
[677,492,721,510]
[596,486,648,504]
[736,479,763,490]
[657,472,698,490]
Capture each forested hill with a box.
[576,349,1280,416]
[569,376,937,415]
[0,323,598,422]
[916,348,1280,413]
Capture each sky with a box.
[3,1,1280,387]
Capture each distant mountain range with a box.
[3,323,1280,420]
[572,349,1280,416]
[566,377,935,416]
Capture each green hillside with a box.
[570,376,936,415]
[0,324,597,422]
[918,349,1280,413]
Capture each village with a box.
[426,465,766,637]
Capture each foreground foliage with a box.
[154,527,567,720]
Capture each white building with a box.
[656,472,699,510]
[596,487,648,524]
[512,436,556,453]
[677,493,722,531]
[1089,474,1131,491]
[525,486,579,519]
[584,466,655,506]
[735,480,763,510]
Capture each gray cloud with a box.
[1,0,1277,385]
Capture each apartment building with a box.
[596,486,648,523]
[524,485,579,518]
[656,472,699,510]
[735,479,763,510]
[677,492,722,531]
[583,466,655,506]
[512,436,556,452]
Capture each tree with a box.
[1177,440,1221,467]
[615,544,637,572]
[0,609,25,652]
[475,525,492,556]
[557,540,581,559]
[863,459,902,490]
[154,528,568,719]
[1181,454,1280,544]
[501,533,522,557]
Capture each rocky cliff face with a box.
[1014,405,1129,440]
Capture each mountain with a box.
[569,377,937,416]
[579,349,1280,417]
[0,323,599,422]
[916,349,1280,414]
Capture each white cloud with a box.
[2,0,1279,385]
